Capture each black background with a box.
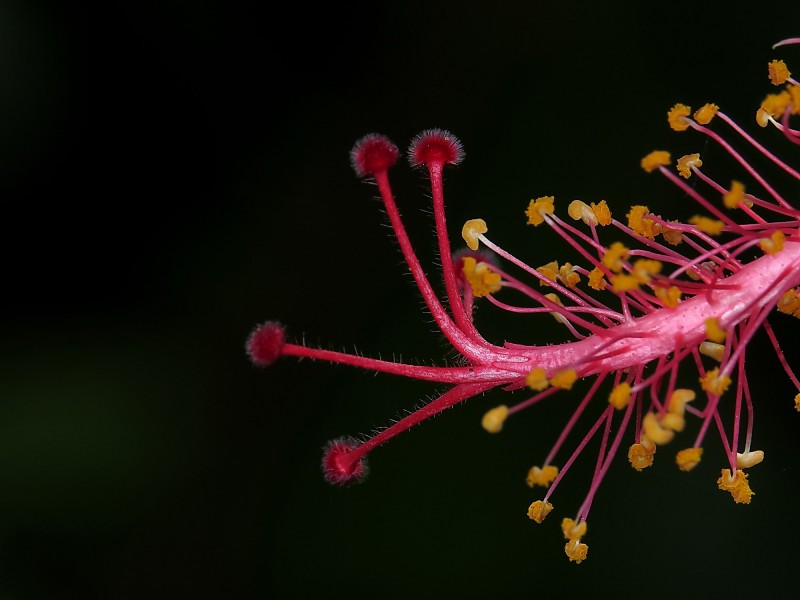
[1,2,799,598]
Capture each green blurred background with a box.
[1,1,799,598]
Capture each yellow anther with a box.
[722,180,752,209]
[481,404,509,433]
[526,196,555,226]
[693,103,719,125]
[700,341,725,361]
[640,150,672,173]
[526,367,550,391]
[700,367,731,397]
[628,441,655,471]
[661,223,683,246]
[759,230,786,255]
[668,103,692,131]
[461,256,502,297]
[587,266,607,291]
[611,273,640,292]
[627,205,662,238]
[527,500,553,523]
[717,468,755,504]
[565,539,589,564]
[777,288,800,315]
[639,433,656,454]
[676,447,703,472]
[602,241,629,273]
[568,200,599,226]
[668,389,696,415]
[537,260,559,286]
[705,317,727,343]
[561,518,587,541]
[559,263,581,288]
[567,200,611,226]
[660,411,685,432]
[462,218,488,251]
[544,293,567,324]
[689,215,725,236]
[759,90,791,124]
[550,369,578,390]
[756,107,771,127]
[677,153,703,179]
[526,465,559,488]
[631,259,662,284]
[608,382,632,410]
[789,84,800,115]
[795,393,800,411]
[736,450,765,469]
[591,201,612,226]
[654,285,682,308]
[643,412,675,445]
[769,59,791,85]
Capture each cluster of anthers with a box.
[248,38,800,563]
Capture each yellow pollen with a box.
[568,200,598,226]
[537,260,559,287]
[756,107,771,127]
[587,266,607,291]
[660,412,685,432]
[668,103,692,131]
[608,382,632,410]
[526,196,555,226]
[527,500,553,523]
[461,256,502,297]
[717,468,755,504]
[526,367,550,392]
[631,259,662,283]
[565,539,588,564]
[602,241,629,272]
[627,205,662,238]
[559,263,581,288]
[677,153,703,179]
[705,317,727,343]
[481,405,508,434]
[759,230,786,255]
[561,518,587,541]
[661,223,683,246]
[628,441,655,471]
[700,341,725,362]
[550,369,578,390]
[693,103,719,125]
[759,90,791,124]
[642,412,675,445]
[544,293,567,324]
[527,465,559,488]
[668,389,696,415]
[795,393,800,411]
[611,273,640,292]
[723,180,752,209]
[689,215,725,236]
[654,285,682,308]
[676,447,703,472]
[736,450,764,469]
[640,150,672,173]
[591,200,612,226]
[789,84,800,115]
[769,59,791,85]
[700,367,731,397]
[777,288,800,316]
[462,218,488,250]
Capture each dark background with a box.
[1,1,799,598]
